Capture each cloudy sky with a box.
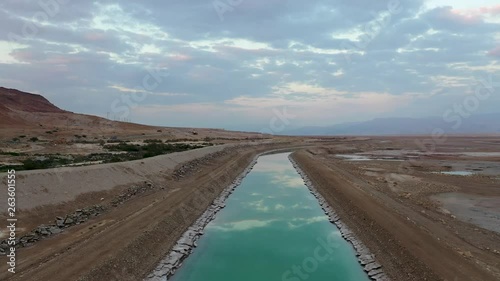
[0,0,499,131]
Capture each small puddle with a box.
[458,152,500,157]
[436,171,475,176]
[336,154,371,161]
[336,154,403,162]
[163,153,369,281]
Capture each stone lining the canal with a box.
[288,155,390,281]
[146,156,259,281]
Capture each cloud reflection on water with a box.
[208,219,276,232]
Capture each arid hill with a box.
[0,87,266,140]
[0,87,67,114]
[0,86,149,133]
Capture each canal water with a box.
[170,153,369,281]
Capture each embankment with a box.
[0,145,228,210]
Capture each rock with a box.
[460,250,473,258]
[368,268,384,277]
[48,226,62,235]
[64,217,74,225]
[359,254,375,265]
[371,271,390,280]
[39,228,50,236]
[0,244,9,251]
[365,262,381,272]
[35,225,48,235]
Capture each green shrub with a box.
[144,139,163,143]
[0,152,21,156]
[104,142,203,159]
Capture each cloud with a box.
[109,85,189,97]
[489,46,500,57]
[451,5,500,18]
[0,0,498,129]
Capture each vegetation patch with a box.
[0,142,211,172]
[104,142,206,158]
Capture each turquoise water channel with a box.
[170,153,369,281]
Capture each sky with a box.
[0,0,499,132]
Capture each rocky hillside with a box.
[0,87,67,114]
[0,86,153,133]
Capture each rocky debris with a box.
[172,150,229,180]
[0,205,106,255]
[146,156,258,281]
[0,179,158,255]
[56,216,65,227]
[0,180,153,255]
[288,156,390,281]
[111,181,156,207]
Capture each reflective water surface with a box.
[436,171,475,176]
[170,153,368,281]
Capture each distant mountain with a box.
[285,114,500,136]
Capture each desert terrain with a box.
[0,89,499,281]
[292,136,500,281]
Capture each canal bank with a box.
[148,153,375,281]
[289,155,389,281]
